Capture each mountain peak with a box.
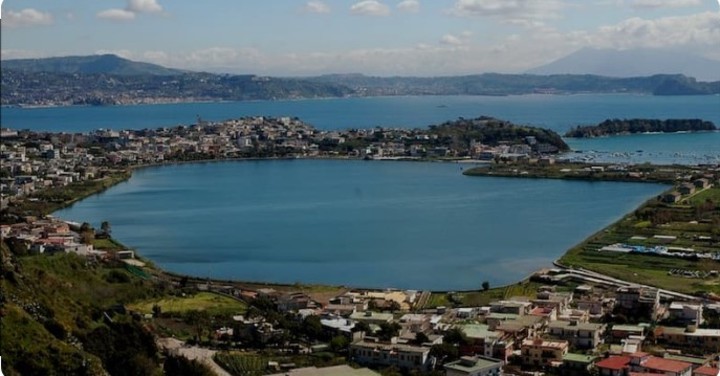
[528,48,720,82]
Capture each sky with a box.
[1,0,719,76]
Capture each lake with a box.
[54,159,667,290]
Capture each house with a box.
[444,356,504,376]
[693,178,711,189]
[277,293,312,312]
[349,311,394,325]
[458,324,501,356]
[678,183,696,195]
[615,286,659,320]
[628,352,692,376]
[520,338,569,368]
[562,353,597,376]
[489,300,532,315]
[657,326,720,352]
[661,191,682,203]
[596,353,693,376]
[349,338,432,372]
[611,324,646,341]
[547,321,606,350]
[668,302,704,325]
[596,355,631,376]
[694,367,720,376]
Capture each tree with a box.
[414,332,429,345]
[100,221,112,237]
[79,222,95,245]
[442,327,467,346]
[352,321,371,335]
[429,343,459,364]
[152,304,162,318]
[378,322,401,341]
[186,310,211,344]
[482,281,490,291]
[329,335,349,353]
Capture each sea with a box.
[6,94,718,290]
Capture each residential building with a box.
[562,353,597,376]
[668,302,704,325]
[547,321,606,350]
[520,338,569,368]
[657,326,720,352]
[349,338,432,371]
[444,356,504,376]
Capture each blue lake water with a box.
[9,94,716,288]
[54,160,667,290]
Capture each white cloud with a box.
[631,0,703,8]
[448,0,565,25]
[97,9,136,21]
[304,1,331,14]
[3,8,54,28]
[127,0,163,13]
[440,34,463,45]
[397,0,420,13]
[351,1,391,16]
[587,11,720,49]
[97,0,163,21]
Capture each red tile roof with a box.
[695,366,720,376]
[596,356,631,370]
[643,357,692,373]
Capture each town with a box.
[2,117,720,376]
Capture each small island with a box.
[564,118,717,138]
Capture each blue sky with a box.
[1,0,719,75]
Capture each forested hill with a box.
[428,117,570,152]
[2,54,185,76]
[565,119,717,138]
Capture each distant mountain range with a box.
[2,54,719,106]
[528,48,720,82]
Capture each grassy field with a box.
[129,291,247,316]
[560,186,720,295]
[423,281,547,308]
[92,238,126,251]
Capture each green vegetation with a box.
[464,161,687,184]
[0,242,170,375]
[560,186,720,295]
[129,292,247,316]
[428,116,569,153]
[565,118,717,138]
[423,281,545,308]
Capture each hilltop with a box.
[1,54,186,76]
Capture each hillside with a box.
[528,48,720,82]
[427,116,569,153]
[1,54,185,76]
[565,118,717,138]
[0,241,159,375]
